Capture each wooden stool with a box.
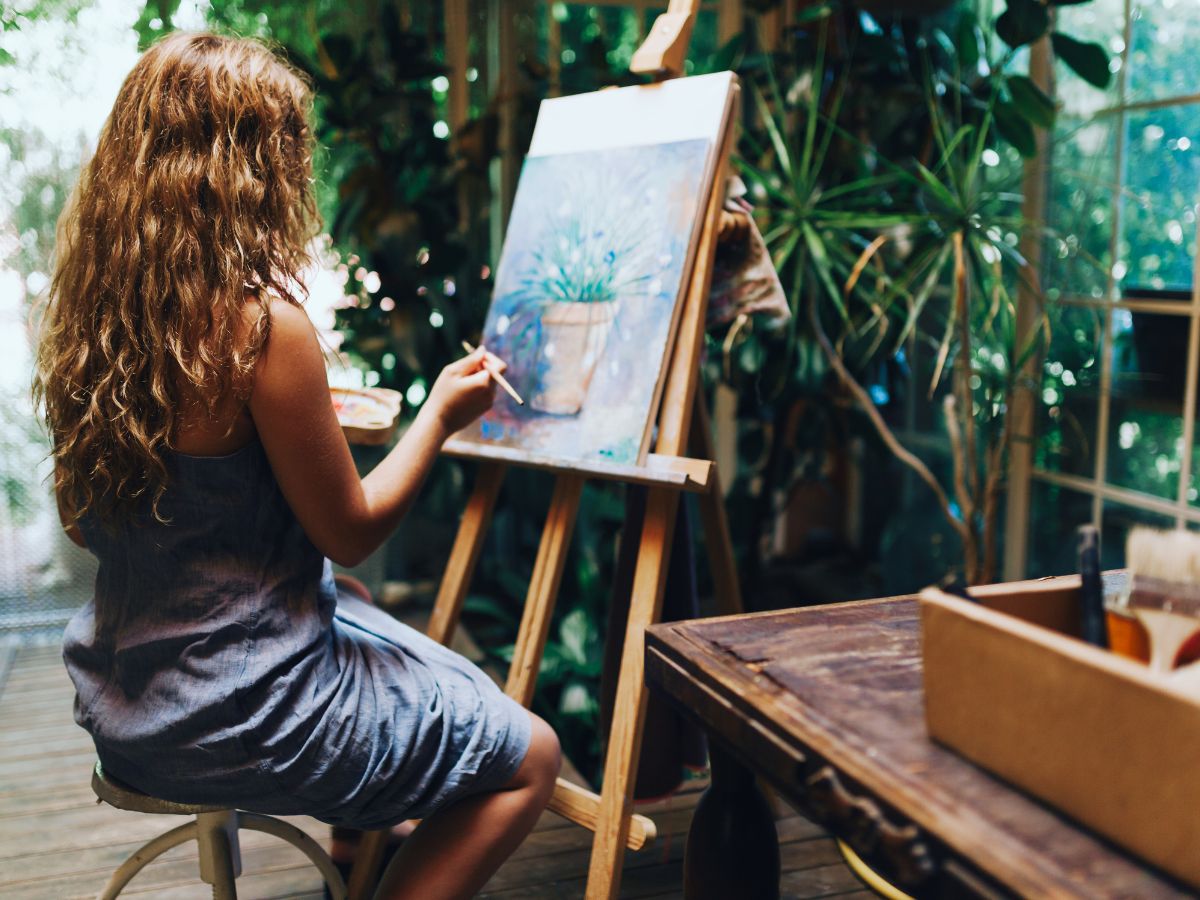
[90,761,347,899]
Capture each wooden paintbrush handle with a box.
[1133,608,1200,672]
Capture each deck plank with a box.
[0,639,854,899]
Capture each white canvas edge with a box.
[527,71,735,158]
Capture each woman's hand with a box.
[425,346,507,437]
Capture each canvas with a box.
[455,138,711,465]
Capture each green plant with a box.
[521,195,655,306]
[0,388,48,524]
[731,1,1112,585]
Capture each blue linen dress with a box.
[62,436,530,829]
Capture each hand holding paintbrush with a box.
[461,340,524,406]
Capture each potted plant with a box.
[514,181,660,416]
[731,0,1113,586]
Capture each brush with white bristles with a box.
[1122,527,1200,675]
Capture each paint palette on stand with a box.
[450,72,736,469]
[332,386,403,446]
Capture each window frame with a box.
[1015,0,1200,577]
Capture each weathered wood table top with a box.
[645,595,1195,899]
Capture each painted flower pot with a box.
[531,300,618,415]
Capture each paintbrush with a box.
[461,340,524,406]
[1120,527,1200,672]
[1077,525,1107,648]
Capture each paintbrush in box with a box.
[1077,525,1107,648]
[1119,527,1200,674]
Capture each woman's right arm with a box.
[249,301,500,567]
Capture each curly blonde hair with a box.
[34,32,319,525]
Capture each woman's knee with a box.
[513,713,560,798]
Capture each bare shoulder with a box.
[251,298,323,377]
[263,296,314,331]
[244,296,315,345]
[248,296,330,421]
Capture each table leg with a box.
[684,741,780,900]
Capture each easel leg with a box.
[585,93,737,897]
[506,474,585,706]
[427,461,506,645]
[690,394,745,618]
[585,486,681,900]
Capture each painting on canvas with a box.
[454,138,711,464]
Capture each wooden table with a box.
[645,595,1196,899]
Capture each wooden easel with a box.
[348,6,743,898]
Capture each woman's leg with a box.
[373,712,561,900]
[330,573,407,873]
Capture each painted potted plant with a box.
[518,189,657,416]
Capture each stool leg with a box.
[196,810,241,900]
[97,821,198,899]
[239,813,348,900]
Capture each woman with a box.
[35,31,559,899]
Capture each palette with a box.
[331,387,402,446]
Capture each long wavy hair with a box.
[34,32,318,526]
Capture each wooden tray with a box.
[921,576,1200,889]
[331,387,402,446]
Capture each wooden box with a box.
[921,576,1200,889]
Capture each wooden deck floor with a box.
[0,643,868,899]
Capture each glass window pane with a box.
[1026,480,1096,578]
[1036,304,1105,480]
[1106,309,1190,500]
[1055,0,1124,117]
[1120,103,1200,294]
[1127,0,1200,103]
[1046,117,1118,301]
[1101,499,1177,569]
